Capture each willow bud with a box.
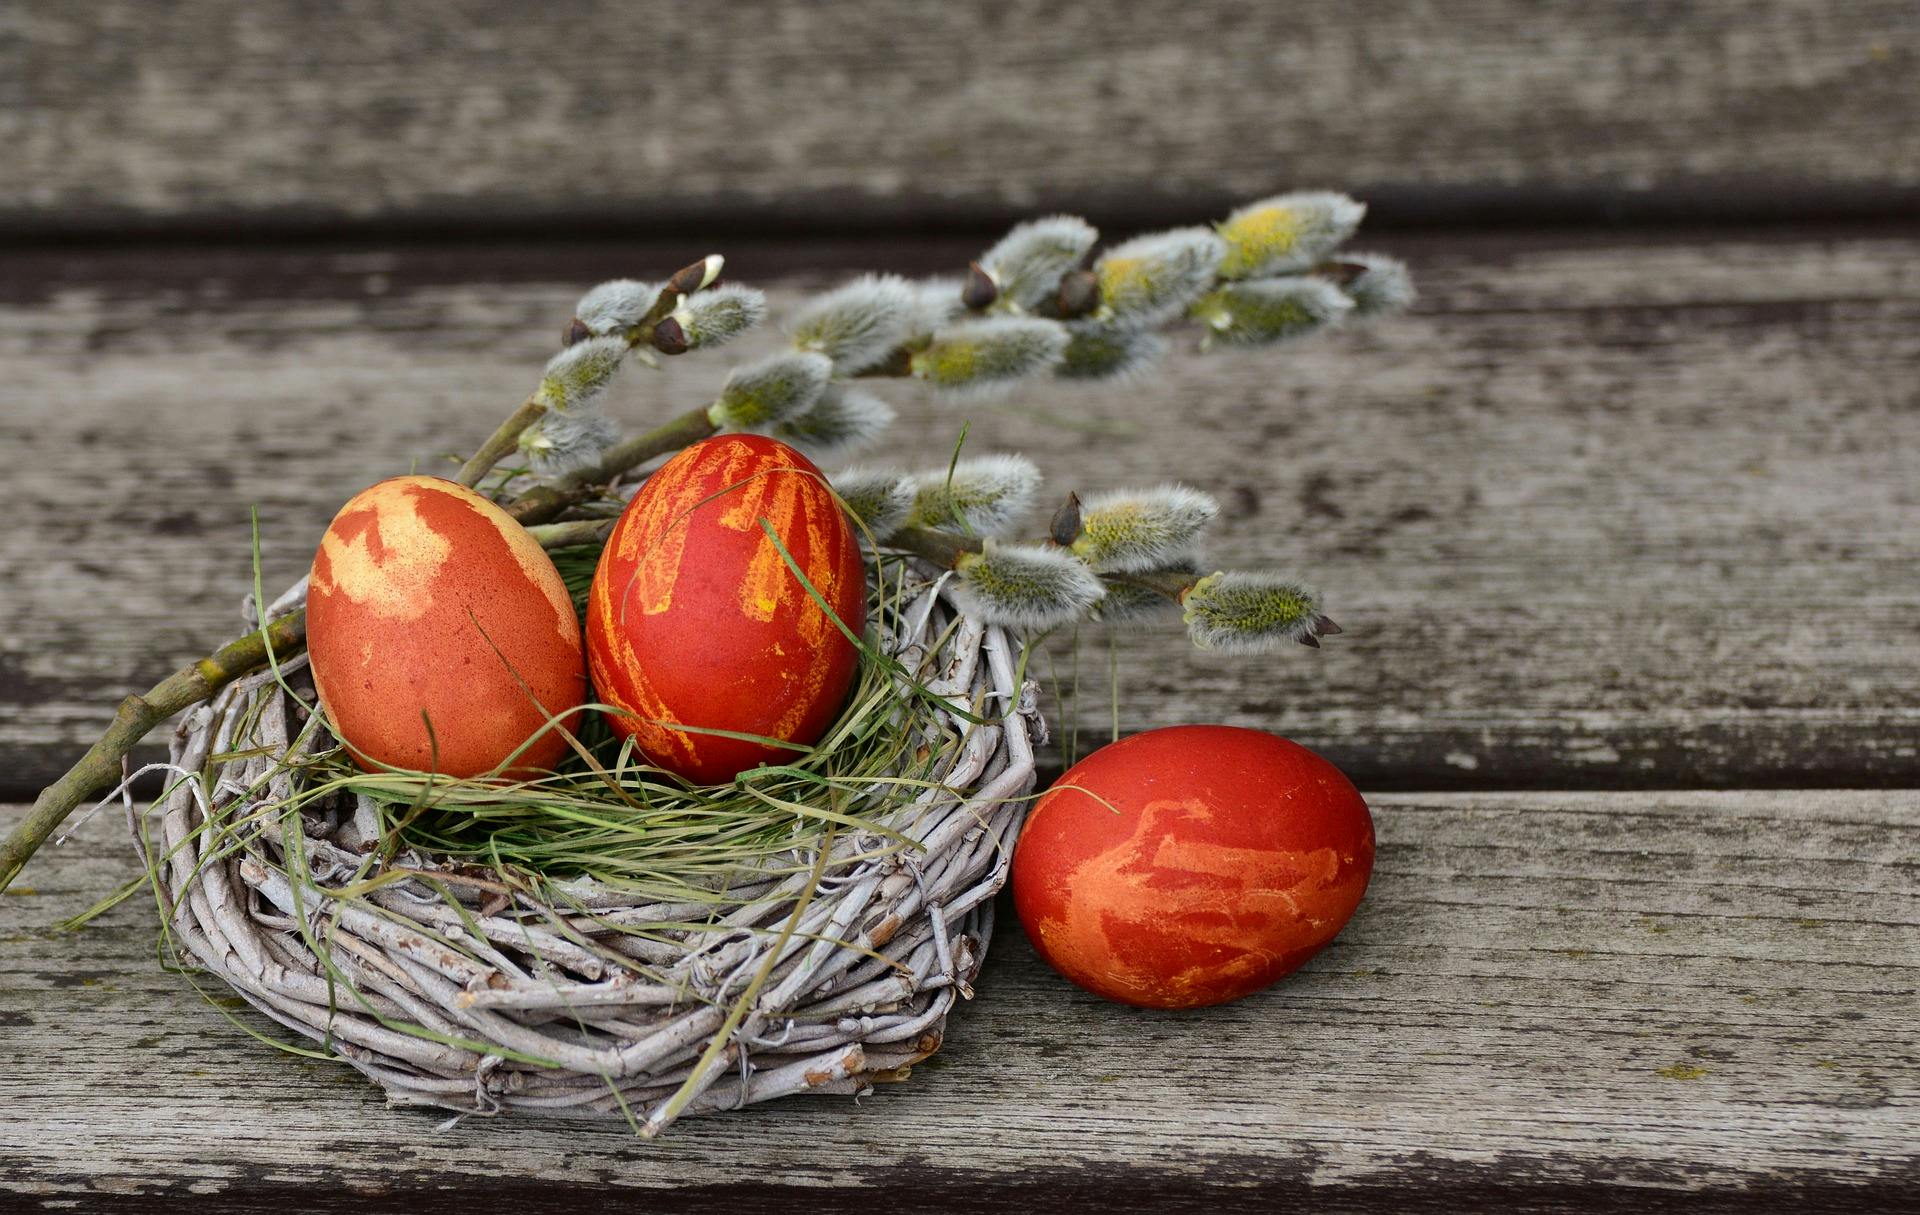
[1338,253,1417,316]
[671,282,768,350]
[1182,572,1328,653]
[1217,192,1365,279]
[574,279,661,339]
[962,263,999,311]
[1048,491,1083,546]
[1093,227,1226,329]
[906,454,1041,536]
[952,541,1106,631]
[708,351,833,430]
[909,318,1070,396]
[977,215,1099,311]
[666,254,726,297]
[773,384,897,460]
[1190,278,1354,348]
[650,315,690,355]
[518,410,621,479]
[790,274,918,373]
[1055,269,1101,319]
[908,277,966,338]
[534,336,627,413]
[830,467,915,540]
[1070,485,1219,573]
[1057,324,1166,381]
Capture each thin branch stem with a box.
[504,485,599,525]
[0,611,308,892]
[559,407,717,490]
[454,263,709,490]
[508,407,719,526]
[1105,568,1203,602]
[456,393,543,488]
[524,518,615,549]
[885,526,980,569]
[890,525,1201,609]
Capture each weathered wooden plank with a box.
[3,2,1919,237]
[3,228,1917,796]
[2,791,1914,1211]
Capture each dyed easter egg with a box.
[586,434,866,784]
[1012,725,1374,1009]
[307,475,586,778]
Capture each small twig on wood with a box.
[0,610,308,892]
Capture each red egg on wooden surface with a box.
[307,475,586,778]
[1012,725,1375,1009]
[586,434,866,784]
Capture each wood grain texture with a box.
[3,1,1919,237]
[2,792,1914,1211]
[2,227,1917,797]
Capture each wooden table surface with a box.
[3,224,1915,1213]
[4,1,1919,1210]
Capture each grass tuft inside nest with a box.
[259,546,981,910]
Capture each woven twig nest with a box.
[136,568,1041,1133]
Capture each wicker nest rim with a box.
[136,570,1041,1134]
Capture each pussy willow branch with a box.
[887,525,1199,601]
[457,265,711,490]
[508,407,719,526]
[455,393,546,488]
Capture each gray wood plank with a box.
[3,1,1919,237]
[2,791,1915,1210]
[3,228,1917,796]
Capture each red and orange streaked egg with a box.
[1012,725,1375,1009]
[306,475,586,778]
[586,434,866,785]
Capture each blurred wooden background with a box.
[2,2,1916,1211]
[4,0,1918,237]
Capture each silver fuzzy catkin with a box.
[1093,227,1228,329]
[907,277,966,339]
[574,279,660,338]
[774,384,897,461]
[790,274,919,373]
[1340,253,1417,316]
[519,410,621,478]
[709,351,834,430]
[951,541,1106,631]
[1070,484,1219,573]
[1090,562,1201,625]
[910,317,1070,397]
[829,467,915,540]
[1191,277,1354,347]
[978,215,1100,311]
[535,336,627,413]
[1182,571,1323,653]
[906,454,1042,536]
[672,283,768,350]
[1217,191,1366,279]
[1056,323,1167,381]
